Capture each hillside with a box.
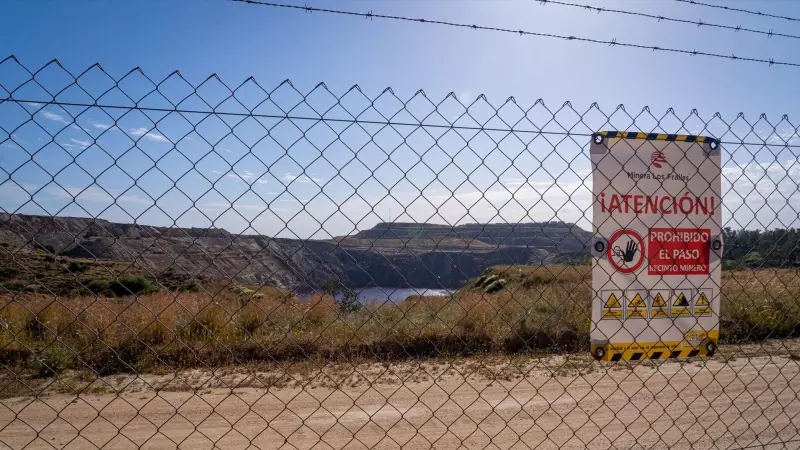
[352,222,589,250]
[0,213,591,293]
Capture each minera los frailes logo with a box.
[651,150,667,169]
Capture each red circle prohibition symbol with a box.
[607,229,645,274]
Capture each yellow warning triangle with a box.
[628,293,646,308]
[652,293,666,307]
[604,293,621,308]
[674,292,689,307]
[696,292,710,306]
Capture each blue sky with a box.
[1,0,799,238]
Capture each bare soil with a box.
[1,340,799,449]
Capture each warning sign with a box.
[626,291,647,319]
[695,289,712,317]
[604,293,621,308]
[590,132,722,361]
[651,291,669,318]
[648,228,711,275]
[601,291,623,319]
[608,229,645,274]
[629,293,646,307]
[672,290,692,317]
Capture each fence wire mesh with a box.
[0,56,800,449]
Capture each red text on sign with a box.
[599,193,717,216]
[648,228,711,275]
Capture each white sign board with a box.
[590,132,722,361]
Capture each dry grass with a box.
[0,266,798,377]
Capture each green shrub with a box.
[31,346,73,377]
[114,275,156,296]
[337,288,362,313]
[4,282,28,292]
[86,279,113,296]
[67,262,88,273]
[321,279,341,297]
[743,251,764,267]
[0,267,19,281]
[179,281,200,292]
[231,285,255,296]
[23,315,47,341]
[87,275,157,297]
[320,279,362,313]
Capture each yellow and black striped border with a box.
[602,346,710,362]
[596,130,718,145]
[592,331,719,362]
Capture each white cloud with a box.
[200,201,265,212]
[119,193,151,205]
[14,139,800,237]
[211,169,268,184]
[378,179,594,229]
[723,158,800,181]
[719,157,800,228]
[69,124,92,133]
[129,127,169,143]
[237,203,267,212]
[212,169,239,181]
[70,138,92,149]
[0,141,19,149]
[0,182,42,211]
[24,102,43,108]
[45,185,150,205]
[362,158,799,231]
[501,177,526,187]
[275,197,311,204]
[40,111,70,124]
[281,172,323,184]
[766,129,800,146]
[91,122,111,130]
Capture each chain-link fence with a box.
[1,56,800,449]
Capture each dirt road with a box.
[1,351,799,449]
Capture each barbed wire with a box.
[540,0,799,41]
[675,0,800,24]
[229,0,799,68]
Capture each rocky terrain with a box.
[0,213,591,292]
